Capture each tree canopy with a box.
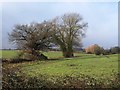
[9,13,88,59]
[9,22,53,60]
[51,13,88,57]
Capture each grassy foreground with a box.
[21,53,118,80]
[2,50,118,79]
[2,50,119,88]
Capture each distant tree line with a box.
[103,46,120,55]
[85,44,120,55]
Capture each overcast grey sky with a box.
[2,2,118,49]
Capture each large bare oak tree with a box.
[9,21,53,60]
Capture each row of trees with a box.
[85,44,120,55]
[95,46,120,55]
[9,13,88,60]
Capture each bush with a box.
[102,49,110,55]
[94,46,102,55]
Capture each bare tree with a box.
[9,21,53,60]
[51,13,88,57]
[9,13,88,59]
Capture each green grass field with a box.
[2,50,19,59]
[2,50,119,82]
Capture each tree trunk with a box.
[23,50,48,60]
[61,43,74,58]
[32,50,48,60]
[63,42,74,57]
[63,50,74,58]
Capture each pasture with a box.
[2,50,119,88]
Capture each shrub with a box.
[94,46,102,55]
[85,44,103,54]
[102,49,110,55]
